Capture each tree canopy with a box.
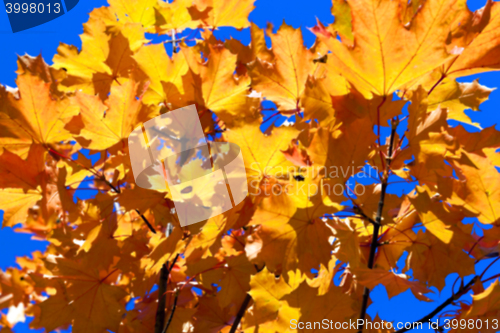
[1,0,500,332]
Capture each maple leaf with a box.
[107,0,157,28]
[224,123,300,192]
[299,74,350,126]
[0,146,47,227]
[15,54,66,96]
[405,230,475,291]
[133,43,189,106]
[191,295,236,332]
[445,152,500,224]
[445,1,500,79]
[249,23,320,112]
[30,258,127,333]
[118,185,174,229]
[401,92,457,185]
[246,267,303,329]
[69,80,157,150]
[0,73,78,158]
[198,44,254,127]
[2,0,500,332]
[353,268,431,300]
[193,0,255,29]
[296,117,376,192]
[313,0,470,97]
[282,279,356,328]
[246,190,340,276]
[463,279,500,315]
[427,79,494,128]
[0,268,34,310]
[330,218,364,269]
[375,197,418,270]
[154,0,202,33]
[330,0,353,44]
[215,255,255,308]
[53,19,147,99]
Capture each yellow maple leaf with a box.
[427,79,494,128]
[447,152,500,224]
[0,74,78,157]
[53,19,147,99]
[133,43,189,105]
[249,23,317,111]
[353,268,431,300]
[313,0,468,97]
[194,0,255,29]
[30,258,127,333]
[70,80,157,150]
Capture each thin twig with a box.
[162,289,179,333]
[482,273,500,283]
[48,147,121,193]
[394,276,479,333]
[135,209,157,234]
[480,256,500,279]
[358,117,398,333]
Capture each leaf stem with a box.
[427,74,446,96]
[376,96,387,173]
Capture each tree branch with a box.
[48,147,121,194]
[135,209,157,234]
[229,293,252,333]
[394,276,479,333]
[228,265,263,333]
[155,264,169,333]
[357,117,398,333]
[155,254,180,333]
[354,206,379,226]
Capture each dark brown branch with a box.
[394,276,479,333]
[227,265,263,333]
[357,118,398,333]
[155,254,181,333]
[354,206,379,226]
[104,179,121,194]
[135,209,157,234]
[229,293,252,333]
[155,264,169,333]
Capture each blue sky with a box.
[0,0,498,332]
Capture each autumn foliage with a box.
[2,0,500,332]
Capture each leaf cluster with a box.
[1,0,500,332]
